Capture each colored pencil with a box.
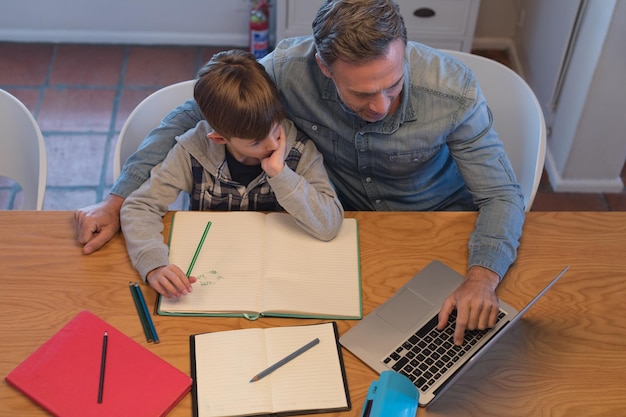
[97,331,108,403]
[249,338,320,382]
[129,282,153,343]
[134,282,159,344]
[185,221,212,277]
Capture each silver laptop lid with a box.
[340,261,570,406]
[426,264,570,407]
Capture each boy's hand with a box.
[261,125,287,177]
[146,265,197,298]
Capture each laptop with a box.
[340,260,570,407]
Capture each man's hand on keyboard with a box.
[437,266,500,345]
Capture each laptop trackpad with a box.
[377,288,435,333]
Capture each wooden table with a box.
[1,211,625,417]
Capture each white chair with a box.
[0,89,47,210]
[442,50,547,211]
[114,80,195,180]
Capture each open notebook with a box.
[190,322,351,417]
[158,211,362,320]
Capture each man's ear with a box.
[207,131,228,145]
[315,53,333,79]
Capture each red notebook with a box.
[5,310,192,417]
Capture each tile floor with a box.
[1,42,625,211]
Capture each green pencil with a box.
[129,281,152,343]
[185,221,212,277]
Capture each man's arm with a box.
[74,99,204,254]
[439,73,525,344]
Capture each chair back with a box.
[114,80,195,180]
[0,89,47,210]
[442,50,546,211]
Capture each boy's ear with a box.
[207,132,228,144]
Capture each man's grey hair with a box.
[312,0,407,68]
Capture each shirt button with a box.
[375,199,382,204]
[365,177,372,183]
[311,125,318,131]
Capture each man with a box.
[75,0,525,345]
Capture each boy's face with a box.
[208,123,282,166]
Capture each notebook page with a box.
[265,323,349,412]
[261,214,360,318]
[193,328,273,417]
[162,211,266,313]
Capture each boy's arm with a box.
[120,144,194,282]
[268,124,344,241]
[75,99,204,254]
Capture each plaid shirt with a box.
[189,134,307,212]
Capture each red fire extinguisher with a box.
[250,0,270,59]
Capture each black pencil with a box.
[129,282,153,343]
[97,331,108,404]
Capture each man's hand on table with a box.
[74,194,124,255]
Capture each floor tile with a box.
[0,43,54,86]
[105,134,119,186]
[0,176,15,187]
[44,134,108,186]
[0,187,22,210]
[38,88,116,132]
[1,88,41,115]
[473,49,513,69]
[124,46,197,86]
[115,88,157,131]
[531,190,609,211]
[50,44,125,86]
[605,193,626,211]
[43,188,99,210]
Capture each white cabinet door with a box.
[275,0,481,52]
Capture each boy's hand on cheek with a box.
[261,126,287,177]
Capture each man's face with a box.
[317,38,405,123]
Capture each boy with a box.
[120,50,343,298]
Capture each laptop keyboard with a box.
[382,310,506,392]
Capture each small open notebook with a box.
[190,322,350,417]
[159,211,361,320]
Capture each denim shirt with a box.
[114,37,524,278]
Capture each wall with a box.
[516,0,626,192]
[0,0,252,46]
[474,0,518,41]
[544,0,626,192]
[2,0,515,47]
